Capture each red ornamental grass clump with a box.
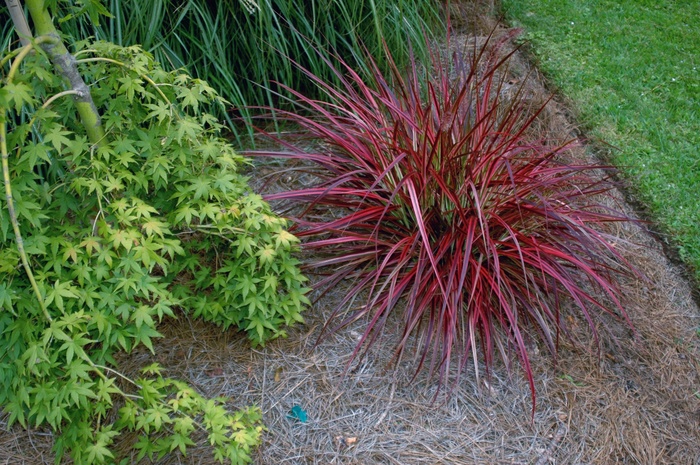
[248,30,636,406]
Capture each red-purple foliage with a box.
[246,31,636,407]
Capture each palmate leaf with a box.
[133,325,161,353]
[141,220,168,238]
[0,82,34,111]
[189,177,211,200]
[85,440,114,464]
[145,101,173,124]
[170,432,196,455]
[71,0,113,26]
[59,335,93,365]
[117,75,145,102]
[174,118,202,143]
[12,197,47,228]
[44,280,79,312]
[43,123,73,152]
[22,141,52,168]
[177,86,202,112]
[131,305,155,330]
[248,31,639,409]
[173,205,197,225]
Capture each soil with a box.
[2,3,699,464]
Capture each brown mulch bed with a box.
[2,3,699,464]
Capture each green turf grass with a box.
[500,0,700,279]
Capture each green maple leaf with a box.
[177,86,201,112]
[1,82,34,111]
[275,230,298,249]
[85,441,114,464]
[43,123,72,152]
[23,141,52,169]
[134,325,161,352]
[257,247,276,266]
[189,177,211,200]
[170,432,195,455]
[117,75,144,102]
[174,205,197,225]
[199,202,219,221]
[79,237,101,255]
[174,118,202,143]
[141,220,168,238]
[74,0,113,25]
[145,101,173,124]
[66,360,93,382]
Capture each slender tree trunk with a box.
[21,0,107,147]
[4,0,32,47]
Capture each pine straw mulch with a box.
[2,4,700,464]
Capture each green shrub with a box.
[1,32,307,463]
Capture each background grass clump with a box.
[1,0,445,136]
[500,0,700,280]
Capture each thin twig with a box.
[375,381,396,426]
[534,419,568,465]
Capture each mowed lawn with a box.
[500,0,700,279]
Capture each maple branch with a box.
[4,0,32,47]
[23,0,107,148]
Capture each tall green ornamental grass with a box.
[1,0,444,136]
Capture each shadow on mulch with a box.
[1,2,699,464]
